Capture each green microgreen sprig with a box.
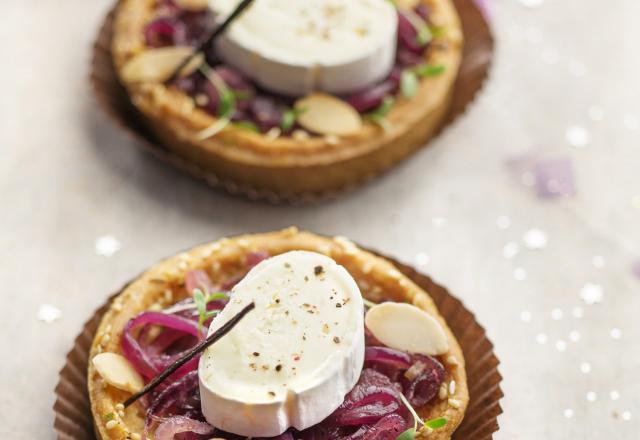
[401,70,419,99]
[197,66,237,139]
[364,96,395,130]
[413,63,446,78]
[192,288,227,328]
[396,393,448,439]
[399,63,447,99]
[401,8,433,46]
[233,121,260,132]
[218,88,236,120]
[281,106,308,132]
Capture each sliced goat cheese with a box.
[209,0,398,96]
[199,251,365,437]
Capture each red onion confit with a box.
[345,79,398,113]
[144,371,200,438]
[345,413,407,440]
[401,354,446,407]
[121,311,204,379]
[246,250,269,268]
[220,251,270,290]
[185,269,214,294]
[144,17,187,48]
[364,346,413,370]
[331,369,404,427]
[397,12,425,54]
[154,416,215,440]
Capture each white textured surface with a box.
[1,0,639,438]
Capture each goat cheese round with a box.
[198,251,365,436]
[210,0,398,96]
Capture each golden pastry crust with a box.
[88,228,468,440]
[111,0,464,196]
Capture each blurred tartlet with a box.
[111,0,463,196]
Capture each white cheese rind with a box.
[210,0,398,96]
[199,251,365,436]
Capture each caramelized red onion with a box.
[154,416,215,440]
[144,17,187,48]
[364,346,412,370]
[144,371,201,438]
[401,354,446,407]
[397,12,425,54]
[185,269,214,294]
[121,311,204,379]
[345,413,407,440]
[246,250,270,267]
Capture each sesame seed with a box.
[195,93,209,106]
[449,380,456,395]
[266,128,281,141]
[115,403,124,411]
[438,384,448,400]
[292,129,310,140]
[106,420,118,430]
[448,398,462,409]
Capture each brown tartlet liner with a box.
[90,0,494,204]
[54,249,503,439]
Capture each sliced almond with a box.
[92,352,144,393]
[295,93,362,136]
[365,302,449,355]
[174,0,209,11]
[121,47,203,84]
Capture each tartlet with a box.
[111,0,464,197]
[88,229,468,439]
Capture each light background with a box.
[1,0,639,438]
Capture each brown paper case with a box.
[53,249,503,439]
[89,0,494,204]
